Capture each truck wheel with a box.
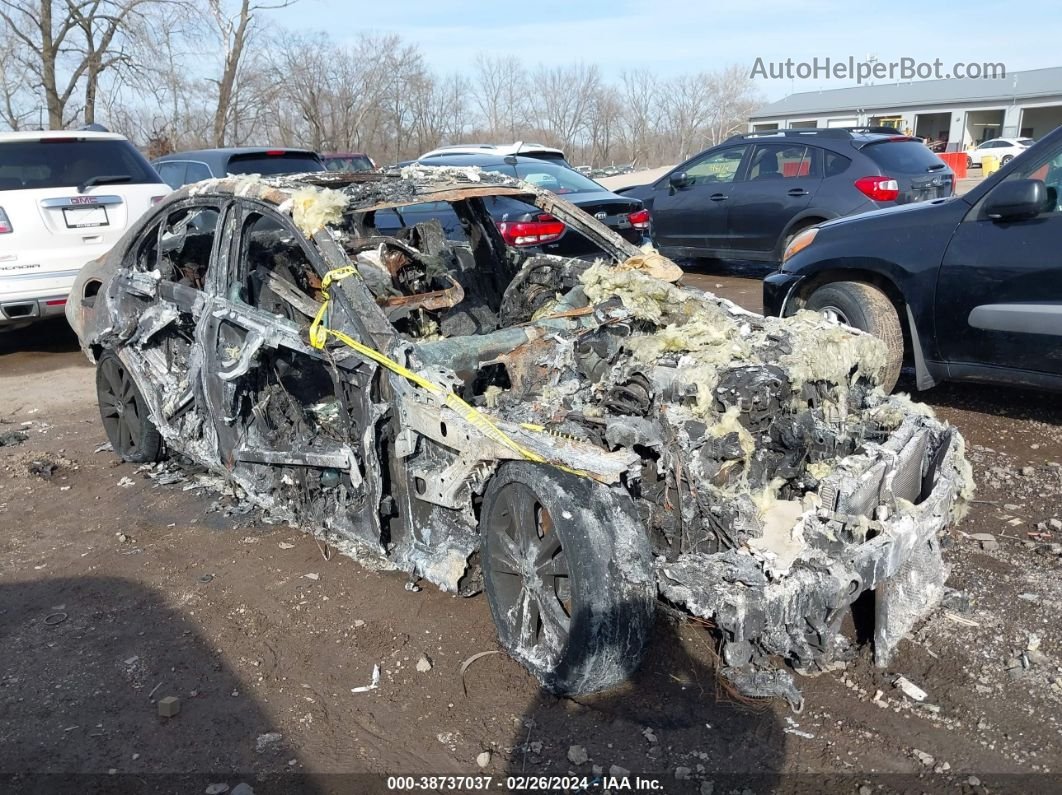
[96,351,162,463]
[480,462,655,695]
[805,282,904,392]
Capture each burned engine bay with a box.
[72,168,974,708]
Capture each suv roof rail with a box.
[727,128,854,142]
[840,126,904,134]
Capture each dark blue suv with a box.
[764,124,1062,393]
[620,129,953,262]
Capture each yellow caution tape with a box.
[308,267,589,478]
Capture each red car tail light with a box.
[0,207,12,234]
[854,176,900,202]
[627,208,651,229]
[497,213,566,247]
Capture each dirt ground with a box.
[2,266,1061,794]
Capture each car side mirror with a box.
[985,178,1047,221]
[669,171,691,189]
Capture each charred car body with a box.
[67,167,972,708]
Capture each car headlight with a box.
[782,227,818,265]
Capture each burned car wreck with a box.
[67,167,973,709]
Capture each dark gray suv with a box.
[152,147,325,189]
[620,128,954,262]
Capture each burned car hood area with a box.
[67,167,973,709]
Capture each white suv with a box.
[967,137,1036,168]
[418,142,569,165]
[0,131,167,329]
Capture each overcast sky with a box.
[268,0,1060,102]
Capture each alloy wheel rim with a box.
[819,305,850,325]
[487,482,571,661]
[99,358,143,456]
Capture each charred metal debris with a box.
[74,167,974,708]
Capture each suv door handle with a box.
[787,188,809,197]
[709,193,728,201]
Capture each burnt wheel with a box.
[96,351,162,463]
[481,462,655,695]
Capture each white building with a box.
[749,66,1062,150]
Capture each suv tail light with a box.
[627,208,650,229]
[855,176,900,202]
[0,207,12,234]
[497,213,566,247]
[151,195,167,204]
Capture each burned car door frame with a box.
[101,197,232,447]
[114,196,228,327]
[195,197,386,551]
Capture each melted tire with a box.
[806,281,904,392]
[481,462,655,695]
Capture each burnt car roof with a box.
[176,167,540,210]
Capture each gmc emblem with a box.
[69,196,98,205]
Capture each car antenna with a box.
[505,140,524,166]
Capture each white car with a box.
[419,142,568,165]
[966,137,1036,168]
[0,130,167,329]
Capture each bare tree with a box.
[704,64,763,145]
[0,0,162,128]
[660,73,713,162]
[0,15,763,166]
[125,1,215,147]
[333,34,413,152]
[69,0,160,124]
[472,54,527,139]
[266,30,332,149]
[207,0,295,147]
[620,69,657,166]
[533,63,600,152]
[434,72,470,144]
[586,84,622,167]
[0,25,35,128]
[373,39,428,162]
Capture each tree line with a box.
[0,0,763,167]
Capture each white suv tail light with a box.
[0,207,12,234]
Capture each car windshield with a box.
[863,141,946,173]
[0,138,162,191]
[323,155,373,172]
[508,162,603,195]
[226,152,324,176]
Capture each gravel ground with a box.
[1,277,1060,794]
